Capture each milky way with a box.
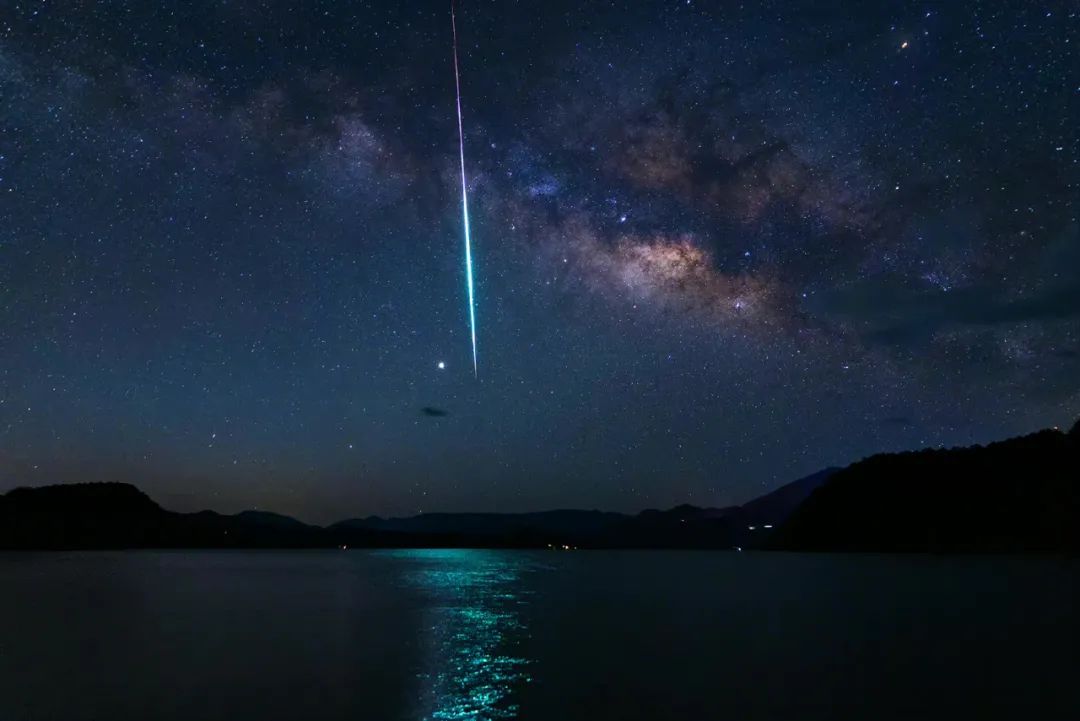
[0,1,1076,521]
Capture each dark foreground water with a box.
[0,551,1077,721]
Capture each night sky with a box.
[1,1,1076,522]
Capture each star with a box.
[1,0,1073,526]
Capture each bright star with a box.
[437,361,446,370]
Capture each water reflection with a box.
[385,550,535,720]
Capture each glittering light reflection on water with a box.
[383,550,537,720]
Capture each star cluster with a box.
[0,1,1076,521]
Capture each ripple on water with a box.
[382,550,536,721]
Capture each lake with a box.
[0,550,1076,720]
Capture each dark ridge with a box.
[736,467,839,526]
[3,419,1076,552]
[3,481,161,513]
[0,482,166,550]
[233,510,316,529]
[769,427,1080,554]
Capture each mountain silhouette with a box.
[769,426,1079,553]
[2,420,1076,552]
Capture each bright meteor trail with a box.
[451,2,479,377]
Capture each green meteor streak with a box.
[451,2,478,377]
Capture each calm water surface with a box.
[0,550,1076,720]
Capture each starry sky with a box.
[1,1,1077,522]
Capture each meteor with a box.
[451,1,479,377]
